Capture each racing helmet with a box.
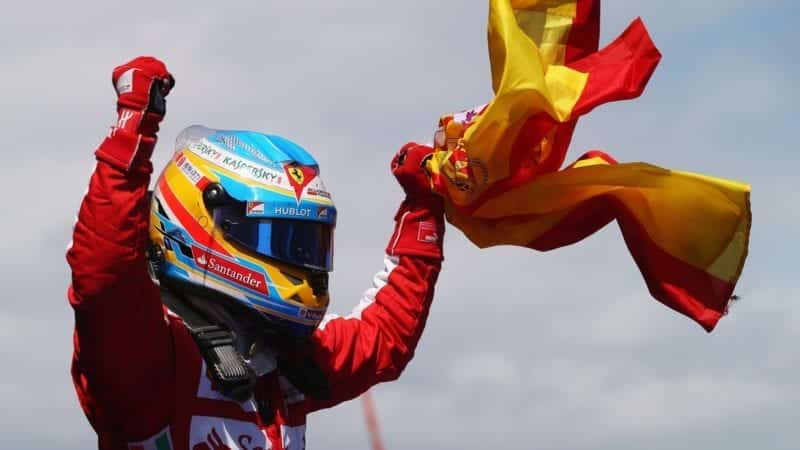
[148,126,337,338]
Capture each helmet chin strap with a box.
[183,293,280,377]
[183,294,260,353]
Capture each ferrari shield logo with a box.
[284,163,317,202]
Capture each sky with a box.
[1,0,798,448]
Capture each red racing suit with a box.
[66,127,444,450]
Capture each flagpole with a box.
[361,390,386,450]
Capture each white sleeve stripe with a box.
[348,254,399,319]
[388,211,409,255]
[65,163,96,253]
[317,254,401,330]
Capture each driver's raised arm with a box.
[307,143,445,410]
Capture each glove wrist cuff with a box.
[395,195,444,219]
[386,201,445,260]
[113,107,163,136]
[95,125,156,175]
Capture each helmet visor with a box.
[213,205,333,271]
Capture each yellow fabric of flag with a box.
[426,0,751,331]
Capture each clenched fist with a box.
[391,142,442,211]
[111,56,174,136]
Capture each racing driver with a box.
[66,57,444,449]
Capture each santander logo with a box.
[192,247,268,295]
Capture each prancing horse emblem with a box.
[289,166,305,185]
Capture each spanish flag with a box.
[428,0,751,332]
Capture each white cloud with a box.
[0,160,91,259]
[602,0,778,33]
[447,352,522,388]
[595,376,785,436]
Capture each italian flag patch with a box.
[128,427,173,450]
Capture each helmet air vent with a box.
[281,271,304,286]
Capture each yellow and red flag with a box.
[428,0,751,332]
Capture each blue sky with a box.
[0,1,797,448]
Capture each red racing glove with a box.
[111,56,174,136]
[386,143,445,260]
[96,56,174,173]
[391,143,440,204]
